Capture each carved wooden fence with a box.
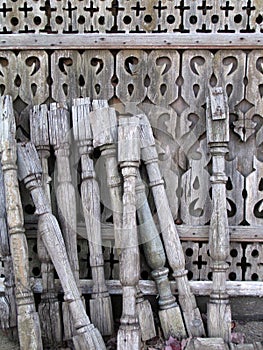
[1,47,263,285]
[0,1,263,349]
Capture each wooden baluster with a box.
[48,102,80,342]
[0,162,17,337]
[48,102,79,284]
[30,104,62,348]
[136,171,186,339]
[89,100,123,252]
[117,115,141,350]
[90,102,156,341]
[72,97,114,336]
[139,114,205,338]
[17,141,107,350]
[0,95,43,350]
[206,87,231,342]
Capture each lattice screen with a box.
[0,48,259,283]
[0,0,262,34]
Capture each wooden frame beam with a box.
[24,223,263,242]
[24,279,263,297]
[0,33,262,50]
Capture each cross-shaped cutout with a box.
[131,2,146,17]
[19,2,33,18]
[197,0,212,15]
[63,1,77,19]
[84,1,99,18]
[193,255,208,270]
[220,1,234,17]
[153,1,167,18]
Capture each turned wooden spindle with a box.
[48,102,80,342]
[136,171,186,339]
[206,87,231,342]
[0,162,17,336]
[72,97,114,336]
[0,95,43,350]
[30,104,62,347]
[89,100,123,251]
[139,113,205,337]
[117,115,141,350]
[48,102,79,285]
[17,141,107,350]
[90,101,156,341]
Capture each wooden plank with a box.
[24,223,263,242]
[26,279,263,298]
[0,33,263,50]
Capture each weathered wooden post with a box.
[91,101,158,340]
[136,171,186,339]
[0,95,43,350]
[72,97,114,336]
[139,114,205,337]
[48,102,80,341]
[0,162,17,336]
[48,102,79,284]
[30,104,62,348]
[17,141,107,350]
[90,102,156,341]
[89,100,123,252]
[117,115,141,350]
[206,87,231,342]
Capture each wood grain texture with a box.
[140,113,205,337]
[89,102,123,251]
[0,96,43,350]
[206,87,231,342]
[136,170,186,339]
[0,33,263,50]
[117,116,141,350]
[17,141,106,350]
[0,162,16,334]
[72,97,114,336]
[30,104,62,348]
[27,279,263,298]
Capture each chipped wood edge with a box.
[0,33,262,50]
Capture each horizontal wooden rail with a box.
[24,223,263,242]
[0,33,262,50]
[1,278,262,296]
[25,279,263,297]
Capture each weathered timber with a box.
[1,33,263,50]
[135,288,156,341]
[117,116,141,350]
[30,104,62,348]
[17,141,106,350]
[29,279,263,298]
[89,100,123,251]
[72,97,114,336]
[139,113,205,337]
[0,95,43,350]
[0,162,17,335]
[90,100,156,341]
[48,102,80,342]
[48,102,79,284]
[185,337,229,350]
[206,87,231,342]
[136,171,186,339]
[185,338,263,350]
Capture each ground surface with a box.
[0,321,262,349]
